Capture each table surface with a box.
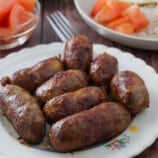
[1,0,158,157]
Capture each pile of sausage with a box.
[0,35,149,152]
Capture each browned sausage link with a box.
[49,102,131,152]
[35,69,89,104]
[90,53,118,87]
[44,86,107,123]
[11,57,64,93]
[0,84,46,144]
[110,70,149,115]
[64,35,93,72]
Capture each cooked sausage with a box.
[110,71,149,115]
[44,86,107,123]
[64,35,93,72]
[35,69,89,104]
[90,53,118,88]
[49,102,131,152]
[10,57,64,93]
[0,84,46,144]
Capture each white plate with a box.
[0,43,158,158]
[118,0,157,5]
[74,0,158,50]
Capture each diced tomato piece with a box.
[106,16,129,29]
[122,5,149,31]
[94,5,109,23]
[106,0,121,12]
[0,0,16,25]
[94,3,122,23]
[8,3,34,28]
[90,0,106,17]
[94,0,122,23]
[106,0,122,16]
[115,22,135,34]
[0,26,14,38]
[16,0,35,12]
[117,1,131,12]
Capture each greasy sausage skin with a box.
[10,57,64,93]
[64,35,93,72]
[110,71,149,115]
[44,86,107,123]
[49,102,131,152]
[90,53,118,87]
[0,84,46,144]
[35,69,89,104]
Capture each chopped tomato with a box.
[117,1,131,12]
[90,0,149,35]
[94,0,124,23]
[16,0,35,12]
[0,0,16,25]
[122,5,149,31]
[106,16,129,29]
[106,0,121,13]
[90,0,106,17]
[8,3,34,28]
[115,22,135,34]
[94,5,110,23]
[0,26,14,38]
[94,5,121,23]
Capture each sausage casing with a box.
[90,53,118,87]
[0,84,46,144]
[110,71,149,114]
[44,86,107,123]
[49,102,131,152]
[35,69,89,104]
[11,57,64,93]
[64,35,92,72]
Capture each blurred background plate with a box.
[74,0,158,50]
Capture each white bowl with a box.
[74,0,158,50]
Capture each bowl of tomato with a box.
[74,0,158,50]
[0,0,40,50]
